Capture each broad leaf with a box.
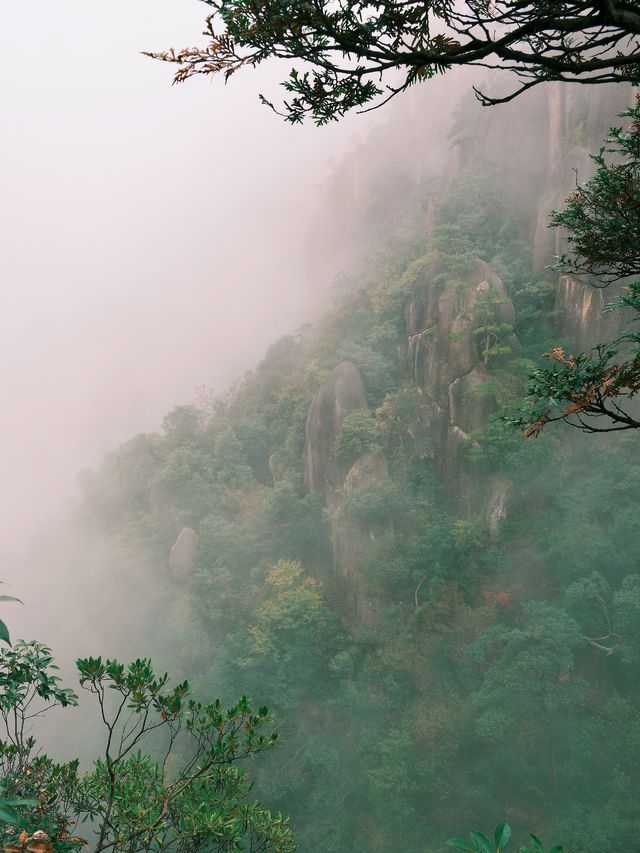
[495,820,512,850]
[447,841,474,851]
[0,619,10,645]
[0,801,20,824]
[530,836,544,853]
[469,831,494,853]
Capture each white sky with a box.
[1,1,367,567]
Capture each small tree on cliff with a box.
[510,98,640,435]
[146,0,640,124]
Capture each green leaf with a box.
[0,801,20,824]
[548,848,563,853]
[495,820,512,850]
[469,832,494,853]
[529,836,544,853]
[0,595,22,604]
[446,841,474,851]
[0,619,10,645]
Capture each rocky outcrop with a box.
[169,527,198,582]
[406,258,514,409]
[331,453,391,626]
[304,361,368,497]
[304,363,391,626]
[448,368,498,436]
[306,82,634,625]
[556,275,626,350]
[306,259,518,622]
[486,477,511,540]
[405,257,516,517]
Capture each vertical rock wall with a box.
[304,361,379,624]
[304,361,368,497]
[405,257,515,507]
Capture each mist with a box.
[2,4,638,851]
[1,2,369,613]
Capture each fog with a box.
[3,6,639,851]
[1,2,370,603]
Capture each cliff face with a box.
[304,362,387,624]
[405,258,515,510]
[319,77,631,346]
[304,361,368,497]
[303,82,633,620]
[496,82,631,345]
[405,258,514,414]
[556,275,626,350]
[533,84,631,350]
[304,261,518,620]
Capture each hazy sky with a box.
[1,2,368,566]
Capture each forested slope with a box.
[75,82,640,852]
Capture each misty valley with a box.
[3,5,640,853]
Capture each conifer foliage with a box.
[148,0,640,123]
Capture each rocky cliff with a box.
[304,361,387,624]
[446,81,632,345]
[406,260,514,423]
[304,361,368,498]
[303,81,633,621]
[304,263,518,620]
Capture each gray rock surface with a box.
[406,257,514,415]
[304,361,368,497]
[405,257,516,518]
[169,527,198,582]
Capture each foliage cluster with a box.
[448,819,562,853]
[147,1,640,123]
[0,642,292,852]
[512,99,640,435]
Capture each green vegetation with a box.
[8,50,640,847]
[65,120,640,849]
[0,642,292,851]
[514,99,640,435]
[0,586,22,647]
[448,820,562,853]
[148,1,640,122]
